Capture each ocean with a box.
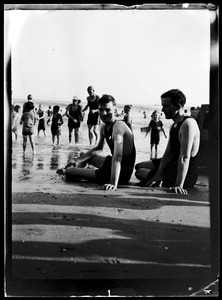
[11,99,174,184]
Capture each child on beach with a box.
[57,94,136,191]
[145,110,167,159]
[11,105,21,140]
[37,104,47,136]
[20,101,37,155]
[51,105,64,145]
[123,104,133,132]
[66,96,83,144]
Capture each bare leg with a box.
[57,135,60,145]
[29,135,36,154]
[68,128,72,143]
[93,124,99,143]
[135,168,150,181]
[135,160,155,170]
[155,144,158,159]
[135,159,156,182]
[88,125,93,145]
[23,135,27,154]
[52,135,55,144]
[74,128,79,143]
[58,153,107,174]
[87,154,107,169]
[74,152,107,169]
[150,144,154,158]
[65,167,96,181]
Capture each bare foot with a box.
[56,168,65,175]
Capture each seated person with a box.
[57,94,136,191]
[135,89,200,194]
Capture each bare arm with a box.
[108,129,124,190]
[82,104,89,112]
[20,115,24,125]
[65,105,72,119]
[161,127,167,138]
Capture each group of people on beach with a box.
[12,87,201,195]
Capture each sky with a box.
[5,6,211,107]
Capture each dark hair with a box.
[124,105,132,110]
[25,101,34,111]
[87,86,94,93]
[27,94,32,100]
[53,105,60,113]
[98,94,116,106]
[14,105,20,112]
[161,89,186,107]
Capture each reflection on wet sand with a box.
[19,156,34,180]
[12,137,92,178]
[50,150,60,170]
[37,156,45,170]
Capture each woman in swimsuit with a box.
[66,96,83,144]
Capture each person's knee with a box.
[135,169,139,178]
[135,169,143,180]
[135,168,149,181]
[135,163,140,170]
[135,162,144,170]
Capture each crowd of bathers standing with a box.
[11,87,201,194]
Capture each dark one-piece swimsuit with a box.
[95,120,136,184]
[148,116,200,188]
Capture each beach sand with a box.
[8,157,214,295]
[7,115,217,296]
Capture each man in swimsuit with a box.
[57,94,136,191]
[22,94,34,113]
[135,89,200,194]
[82,86,100,145]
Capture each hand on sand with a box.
[169,186,188,194]
[103,184,117,191]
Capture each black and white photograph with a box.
[4,3,219,297]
